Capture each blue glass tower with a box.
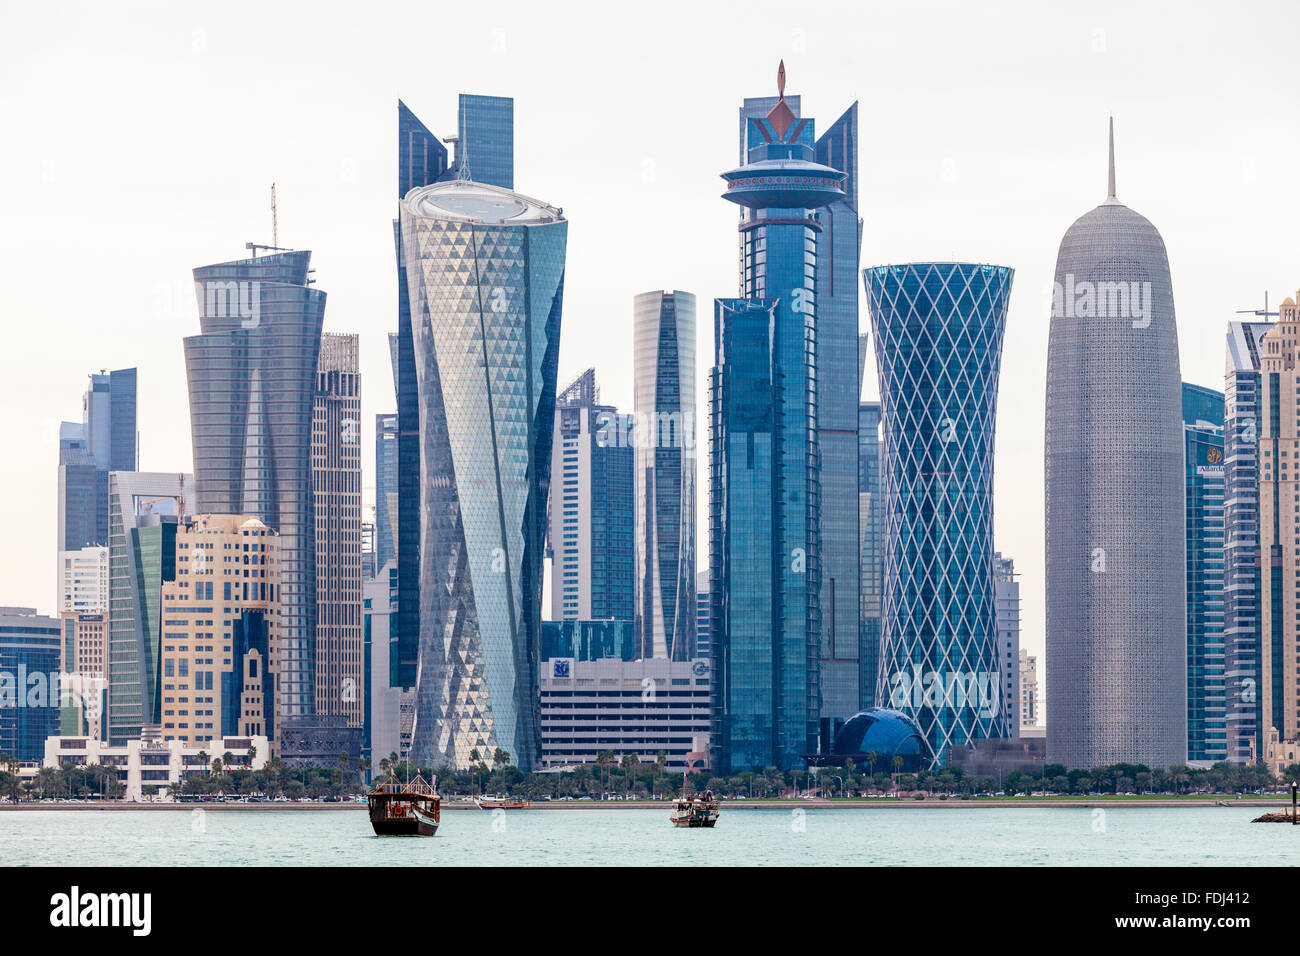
[457,94,513,189]
[858,400,883,710]
[400,179,566,772]
[866,262,1012,766]
[1183,383,1226,762]
[375,412,398,575]
[710,63,850,771]
[0,608,61,761]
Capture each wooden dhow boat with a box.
[368,773,440,836]
[670,772,719,828]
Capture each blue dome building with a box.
[827,708,933,773]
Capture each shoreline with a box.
[0,797,1290,811]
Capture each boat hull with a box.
[671,816,718,828]
[370,817,438,837]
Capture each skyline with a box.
[4,1,1300,728]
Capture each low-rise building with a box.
[539,657,711,771]
[44,728,269,801]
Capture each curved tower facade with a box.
[400,179,567,772]
[185,249,325,722]
[867,262,1012,765]
[1045,122,1185,769]
[633,289,696,661]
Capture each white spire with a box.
[1106,116,1117,203]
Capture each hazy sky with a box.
[3,1,1298,716]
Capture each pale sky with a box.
[3,0,1298,718]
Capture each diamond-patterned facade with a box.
[400,182,566,772]
[866,262,1012,766]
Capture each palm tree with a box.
[595,751,614,797]
[620,753,640,795]
[246,745,257,767]
[866,751,879,779]
[654,751,668,797]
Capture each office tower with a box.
[375,413,398,577]
[400,177,567,772]
[1224,319,1273,762]
[633,291,697,660]
[1019,649,1040,730]
[549,369,635,622]
[1256,292,1300,749]
[157,514,279,745]
[58,545,109,614]
[711,64,850,772]
[60,611,107,738]
[812,100,863,732]
[361,521,376,581]
[185,249,325,725]
[695,570,711,662]
[538,657,711,772]
[993,552,1021,739]
[858,400,883,710]
[1183,383,1227,762]
[0,608,62,760]
[57,368,137,601]
[312,333,364,728]
[867,261,1012,765]
[364,564,411,766]
[455,94,513,188]
[105,472,189,744]
[393,96,515,693]
[1044,120,1186,769]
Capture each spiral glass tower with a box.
[866,262,1012,766]
[400,178,567,772]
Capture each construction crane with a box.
[247,183,290,257]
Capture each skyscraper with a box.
[549,368,634,623]
[858,400,883,711]
[710,64,849,772]
[158,514,279,745]
[1256,292,1300,751]
[185,249,325,727]
[994,552,1021,739]
[400,177,567,772]
[1183,383,1226,763]
[57,368,137,604]
[0,607,61,760]
[375,413,398,577]
[1224,318,1273,763]
[812,101,863,731]
[633,290,696,660]
[867,262,1012,765]
[313,333,363,728]
[393,95,515,691]
[1044,121,1186,769]
[105,471,189,744]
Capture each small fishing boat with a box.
[475,795,531,810]
[670,772,719,828]
[368,773,440,836]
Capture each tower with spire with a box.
[710,62,863,772]
[1044,119,1186,769]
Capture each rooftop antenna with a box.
[1236,292,1279,319]
[1106,116,1117,203]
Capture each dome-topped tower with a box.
[1045,119,1185,769]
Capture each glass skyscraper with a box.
[1044,122,1186,769]
[105,471,188,744]
[185,249,326,724]
[858,399,884,711]
[633,290,696,660]
[393,95,514,691]
[1224,319,1272,763]
[549,369,634,623]
[375,412,398,576]
[0,608,61,760]
[710,64,851,771]
[1183,382,1226,762]
[400,178,566,773]
[866,262,1012,766]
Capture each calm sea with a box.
[1,807,1293,866]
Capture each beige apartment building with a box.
[158,514,280,747]
[1258,292,1300,752]
[60,611,108,738]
